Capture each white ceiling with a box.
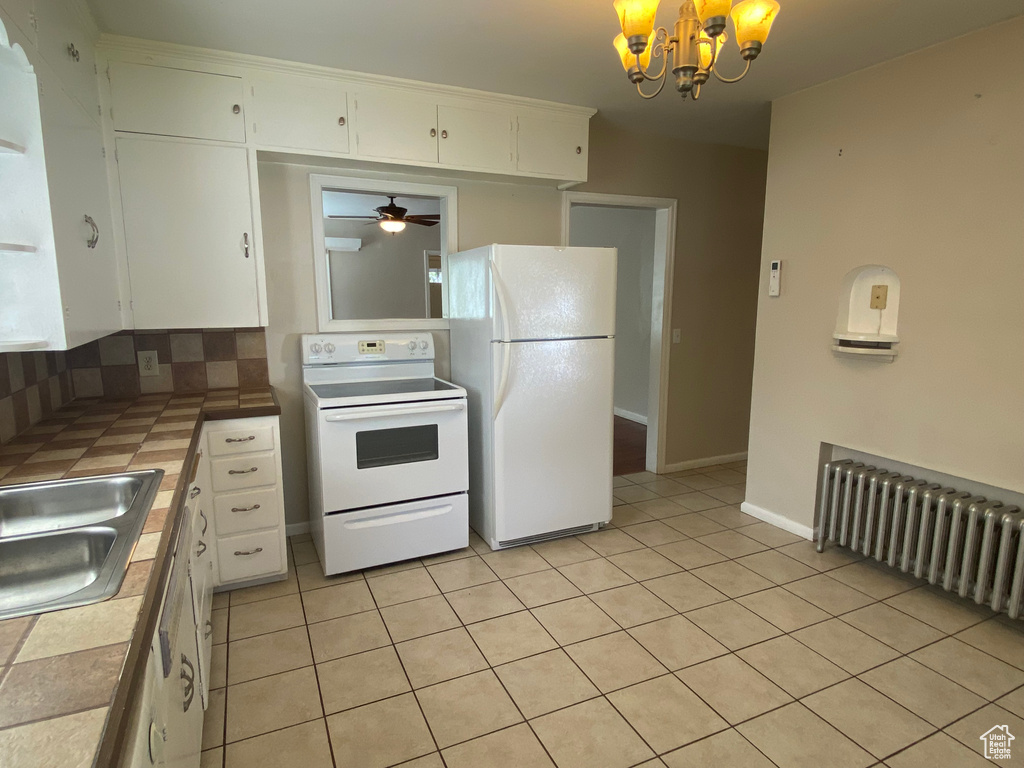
[85,0,1023,149]
[322,191,440,218]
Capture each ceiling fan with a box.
[327,195,440,233]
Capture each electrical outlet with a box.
[870,284,888,310]
[138,350,159,377]
[672,328,681,344]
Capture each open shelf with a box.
[0,242,37,253]
[0,138,26,154]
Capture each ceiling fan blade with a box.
[404,215,441,227]
[327,215,377,220]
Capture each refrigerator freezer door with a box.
[492,337,614,544]
[491,245,616,341]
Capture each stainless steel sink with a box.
[0,470,164,620]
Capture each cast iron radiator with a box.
[816,459,1023,618]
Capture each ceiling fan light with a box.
[731,0,779,58]
[379,219,406,233]
[613,0,660,52]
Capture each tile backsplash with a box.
[68,329,270,399]
[0,351,74,444]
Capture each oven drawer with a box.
[207,425,275,457]
[321,493,469,575]
[213,487,281,535]
[216,529,283,583]
[211,453,277,493]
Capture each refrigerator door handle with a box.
[493,341,512,420]
[489,261,512,343]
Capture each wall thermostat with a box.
[768,260,781,297]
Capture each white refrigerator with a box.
[448,244,617,550]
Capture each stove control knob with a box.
[324,343,336,354]
[310,343,322,354]
[419,341,429,350]
[407,341,417,351]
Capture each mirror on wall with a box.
[309,175,458,331]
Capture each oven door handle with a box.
[323,403,465,422]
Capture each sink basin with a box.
[0,470,164,620]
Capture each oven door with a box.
[317,399,469,512]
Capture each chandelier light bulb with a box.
[613,0,661,53]
[692,0,733,36]
[731,0,780,59]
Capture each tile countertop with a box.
[0,388,281,768]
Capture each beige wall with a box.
[260,120,769,525]
[745,18,1024,534]
[580,118,768,466]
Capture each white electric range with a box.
[302,332,469,575]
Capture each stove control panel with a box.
[302,333,434,365]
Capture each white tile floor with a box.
[199,462,1024,768]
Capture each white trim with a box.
[309,173,457,332]
[662,451,748,472]
[561,192,677,476]
[286,521,312,538]
[740,501,815,541]
[613,408,648,426]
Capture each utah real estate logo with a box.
[980,725,1014,760]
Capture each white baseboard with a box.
[662,451,747,473]
[285,521,311,537]
[740,501,814,541]
[613,408,648,426]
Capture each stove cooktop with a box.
[308,377,464,406]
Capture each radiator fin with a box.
[816,460,1022,619]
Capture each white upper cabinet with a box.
[38,68,121,348]
[250,71,349,154]
[0,0,35,47]
[516,111,589,181]
[437,104,514,173]
[353,88,439,164]
[33,0,99,119]
[109,61,246,142]
[116,137,259,329]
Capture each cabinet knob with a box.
[430,128,436,138]
[338,116,346,126]
[67,43,80,62]
[576,146,582,154]
[441,130,448,139]
[232,104,241,114]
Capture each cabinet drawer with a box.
[109,62,246,142]
[210,453,277,492]
[207,425,275,456]
[213,487,280,535]
[216,530,282,583]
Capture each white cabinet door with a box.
[251,71,349,153]
[438,104,514,172]
[353,89,437,163]
[116,137,259,328]
[110,62,246,143]
[516,113,589,181]
[33,0,99,118]
[162,588,203,768]
[38,70,121,347]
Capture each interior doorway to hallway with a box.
[562,192,677,474]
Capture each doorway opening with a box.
[562,192,677,475]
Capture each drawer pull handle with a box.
[204,620,213,640]
[199,509,208,535]
[196,540,207,557]
[225,436,256,443]
[228,467,259,475]
[234,547,264,556]
[180,654,195,713]
[189,486,201,499]
[230,504,262,513]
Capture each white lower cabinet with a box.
[205,415,288,588]
[115,137,260,329]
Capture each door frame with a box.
[560,191,677,474]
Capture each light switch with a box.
[870,284,888,310]
[768,260,781,297]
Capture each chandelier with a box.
[612,0,780,101]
